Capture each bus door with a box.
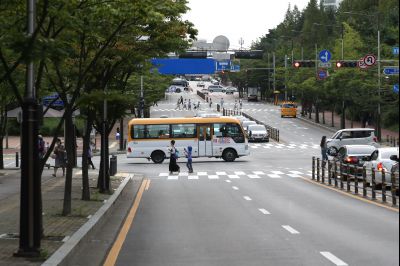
[198,124,212,156]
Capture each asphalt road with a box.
[106,84,399,266]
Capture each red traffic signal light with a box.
[335,61,357,68]
[292,61,315,68]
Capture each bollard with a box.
[312,157,316,180]
[16,152,19,168]
[328,161,332,186]
[334,161,338,187]
[382,169,386,203]
[391,171,397,206]
[354,166,359,195]
[346,164,351,192]
[321,160,325,183]
[340,162,344,189]
[362,166,367,197]
[371,168,376,200]
[317,158,320,182]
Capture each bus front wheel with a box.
[222,149,237,162]
[151,151,165,164]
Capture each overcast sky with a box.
[183,0,311,49]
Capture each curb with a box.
[297,115,337,133]
[42,174,137,266]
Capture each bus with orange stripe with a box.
[127,117,250,163]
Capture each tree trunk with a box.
[81,114,94,201]
[0,107,6,169]
[62,113,74,216]
[315,105,320,123]
[322,109,325,124]
[331,105,335,127]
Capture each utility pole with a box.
[140,75,144,118]
[100,80,109,193]
[15,0,41,257]
[284,54,288,101]
[239,38,244,50]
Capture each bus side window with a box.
[133,125,146,139]
[226,123,245,143]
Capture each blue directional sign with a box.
[230,65,241,72]
[317,69,328,80]
[383,67,399,75]
[394,84,399,94]
[393,47,399,55]
[319,50,331,63]
[216,60,231,71]
[42,93,64,107]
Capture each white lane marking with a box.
[253,171,265,175]
[287,174,301,178]
[289,171,303,175]
[208,175,219,179]
[188,175,198,180]
[282,225,300,234]
[159,173,169,177]
[243,196,252,201]
[197,172,207,176]
[248,174,261,179]
[271,171,284,175]
[258,208,271,215]
[168,175,178,180]
[179,172,189,176]
[228,175,240,179]
[225,180,232,183]
[232,186,239,190]
[216,172,227,175]
[320,252,348,266]
[268,174,281,179]
[234,171,246,175]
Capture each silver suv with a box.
[326,128,379,156]
[208,85,225,93]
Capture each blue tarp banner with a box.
[151,58,216,75]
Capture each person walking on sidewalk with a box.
[53,139,66,177]
[88,143,96,169]
[320,136,328,161]
[220,98,224,109]
[209,98,212,109]
[168,140,180,174]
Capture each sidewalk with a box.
[294,106,399,145]
[0,168,130,265]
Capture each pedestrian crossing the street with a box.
[249,143,320,150]
[157,170,312,180]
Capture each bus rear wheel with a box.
[222,149,237,162]
[151,151,165,164]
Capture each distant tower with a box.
[322,0,342,9]
[239,38,244,50]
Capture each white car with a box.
[326,128,379,156]
[247,124,269,142]
[241,120,257,133]
[364,147,399,186]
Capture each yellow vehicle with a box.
[280,102,297,118]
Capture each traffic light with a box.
[234,50,263,59]
[179,51,207,58]
[292,61,315,68]
[335,61,357,68]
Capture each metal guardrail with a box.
[311,157,399,207]
[197,90,205,100]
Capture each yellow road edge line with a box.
[103,179,149,266]
[145,179,151,191]
[299,176,399,213]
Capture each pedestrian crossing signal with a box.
[292,61,315,68]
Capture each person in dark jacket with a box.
[320,136,328,161]
[168,140,180,174]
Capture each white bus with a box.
[127,117,250,163]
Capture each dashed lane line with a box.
[320,252,348,266]
[258,208,271,215]
[282,225,300,234]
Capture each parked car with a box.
[241,120,257,133]
[334,145,377,179]
[197,82,205,88]
[225,87,238,94]
[231,115,249,124]
[247,124,269,142]
[211,79,219,85]
[200,88,209,94]
[363,147,399,186]
[208,85,225,93]
[326,128,379,156]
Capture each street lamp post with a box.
[342,11,382,141]
[15,0,41,257]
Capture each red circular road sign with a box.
[363,54,377,66]
[358,58,368,69]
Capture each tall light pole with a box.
[342,11,382,141]
[15,0,41,257]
